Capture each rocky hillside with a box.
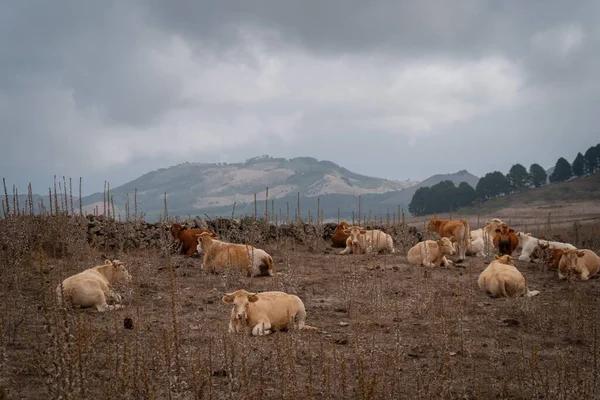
[79,156,419,221]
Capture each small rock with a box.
[339,322,349,327]
[123,317,134,330]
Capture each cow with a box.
[516,232,576,262]
[222,289,316,336]
[478,255,540,298]
[196,232,274,277]
[56,259,132,312]
[492,224,519,256]
[169,223,218,256]
[407,237,456,268]
[530,243,564,270]
[558,249,600,281]
[426,218,470,262]
[338,225,395,255]
[462,218,506,257]
[330,221,351,248]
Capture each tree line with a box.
[408,142,600,216]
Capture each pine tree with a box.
[507,163,529,191]
[572,152,585,177]
[549,157,573,183]
[529,163,547,187]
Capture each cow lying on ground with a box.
[558,249,600,281]
[222,289,316,336]
[170,223,218,256]
[407,237,456,268]
[478,255,540,298]
[330,221,351,248]
[196,232,274,277]
[426,218,470,262]
[57,259,132,312]
[462,218,505,257]
[530,243,563,270]
[516,232,576,261]
[493,224,519,256]
[339,225,395,255]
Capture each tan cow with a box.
[426,218,470,261]
[407,237,456,268]
[56,259,132,312]
[558,249,600,281]
[338,225,395,255]
[196,232,274,277]
[478,255,540,298]
[222,289,316,336]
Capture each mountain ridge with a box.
[75,156,479,221]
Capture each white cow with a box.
[558,249,600,281]
[339,225,395,255]
[57,259,132,312]
[222,289,316,336]
[465,218,506,257]
[516,232,576,262]
[478,255,540,298]
[408,237,456,268]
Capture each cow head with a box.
[494,224,514,239]
[343,226,365,250]
[170,223,183,240]
[437,237,456,256]
[561,248,586,261]
[426,218,441,233]
[222,290,259,321]
[494,254,514,265]
[195,231,215,251]
[105,259,132,283]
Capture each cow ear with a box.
[561,248,569,255]
[248,294,259,303]
[359,229,366,234]
[578,251,585,257]
[494,255,501,260]
[342,228,351,235]
[509,229,515,233]
[105,259,112,265]
[222,294,234,304]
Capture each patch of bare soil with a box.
[3,234,600,399]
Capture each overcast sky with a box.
[2,1,599,196]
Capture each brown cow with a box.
[492,224,519,256]
[170,223,218,256]
[530,243,563,270]
[331,221,351,248]
[426,218,470,262]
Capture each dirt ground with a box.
[3,227,600,400]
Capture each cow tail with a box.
[264,255,274,274]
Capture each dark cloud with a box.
[1,0,599,196]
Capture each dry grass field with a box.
[2,201,600,399]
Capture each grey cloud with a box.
[1,0,599,196]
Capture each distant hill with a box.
[78,156,421,221]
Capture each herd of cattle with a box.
[55,217,600,336]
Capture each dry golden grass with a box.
[1,204,600,399]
